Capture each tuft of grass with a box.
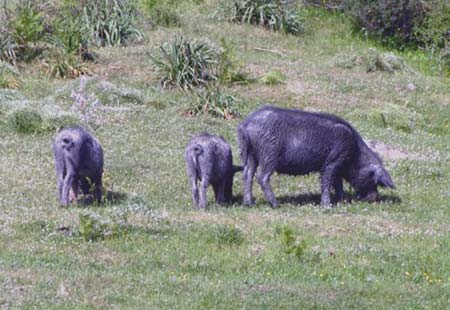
[260,69,286,85]
[79,0,142,47]
[208,225,244,247]
[0,32,16,63]
[151,36,218,90]
[215,0,304,35]
[187,87,240,119]
[149,5,181,28]
[0,61,21,89]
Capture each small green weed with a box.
[276,225,307,260]
[217,38,250,85]
[209,225,244,247]
[260,70,286,85]
[78,210,129,242]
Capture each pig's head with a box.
[348,152,395,202]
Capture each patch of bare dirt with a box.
[366,140,424,160]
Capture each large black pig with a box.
[238,106,395,207]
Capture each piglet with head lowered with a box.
[53,126,104,206]
[185,133,242,209]
[238,106,395,207]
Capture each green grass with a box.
[1,2,450,309]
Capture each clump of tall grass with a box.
[208,225,244,247]
[0,0,142,78]
[187,86,240,119]
[151,36,218,90]
[0,32,16,63]
[0,61,21,89]
[215,0,304,35]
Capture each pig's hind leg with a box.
[257,161,278,208]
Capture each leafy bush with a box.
[208,225,244,247]
[7,1,47,61]
[10,3,45,46]
[49,7,94,60]
[348,0,427,48]
[215,0,304,35]
[8,108,43,134]
[151,36,218,90]
[415,0,450,49]
[188,87,240,119]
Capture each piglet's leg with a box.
[243,156,257,206]
[198,177,210,209]
[61,173,75,207]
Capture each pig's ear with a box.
[374,166,395,189]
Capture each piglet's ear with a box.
[212,142,219,154]
[374,166,395,189]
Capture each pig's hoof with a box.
[243,198,255,206]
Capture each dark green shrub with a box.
[414,0,450,50]
[8,108,43,134]
[188,87,240,119]
[151,36,218,89]
[347,0,427,48]
[215,0,304,35]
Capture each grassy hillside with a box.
[1,1,449,309]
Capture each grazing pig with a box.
[53,126,104,206]
[185,133,242,209]
[238,106,395,207]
